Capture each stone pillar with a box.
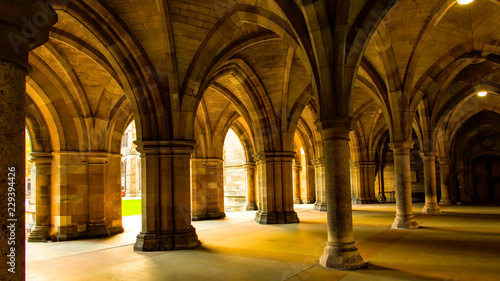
[313,157,326,211]
[243,163,257,211]
[352,162,378,204]
[319,126,364,270]
[305,164,316,204]
[254,152,299,224]
[293,165,302,204]
[0,3,56,278]
[421,153,441,213]
[0,59,27,280]
[191,158,225,220]
[377,164,387,202]
[105,154,124,235]
[389,141,418,229]
[87,153,109,237]
[134,141,199,251]
[27,152,52,242]
[438,158,452,205]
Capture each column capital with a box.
[437,157,451,165]
[313,157,325,166]
[292,165,302,172]
[242,162,256,169]
[389,141,414,154]
[420,152,437,161]
[30,151,52,165]
[191,158,222,167]
[85,152,111,164]
[253,151,296,163]
[135,140,196,156]
[315,117,353,140]
[0,0,58,70]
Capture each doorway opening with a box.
[223,129,246,212]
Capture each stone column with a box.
[352,162,378,204]
[27,152,52,242]
[191,158,225,220]
[438,158,452,205]
[243,163,257,210]
[421,153,441,213]
[293,165,302,204]
[105,154,124,235]
[389,141,418,229]
[306,164,316,203]
[254,152,299,224]
[0,2,56,278]
[319,126,364,270]
[313,157,326,211]
[377,164,387,202]
[87,153,109,237]
[0,59,27,280]
[134,141,199,251]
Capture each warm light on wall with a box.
[477,91,488,97]
[457,0,474,4]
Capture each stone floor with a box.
[26,203,500,281]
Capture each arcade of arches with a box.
[1,0,500,279]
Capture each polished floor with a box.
[27,203,500,281]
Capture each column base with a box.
[192,212,226,221]
[352,197,379,204]
[422,203,441,214]
[254,210,300,224]
[27,226,50,242]
[305,198,315,204]
[245,202,257,211]
[134,227,199,251]
[391,215,419,229]
[87,222,110,238]
[439,197,452,206]
[314,202,327,212]
[319,242,365,270]
[294,198,303,204]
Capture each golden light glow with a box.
[477,91,488,97]
[457,0,474,4]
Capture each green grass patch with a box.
[122,199,142,216]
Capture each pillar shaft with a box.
[134,141,199,251]
[293,165,302,204]
[306,164,316,204]
[0,60,28,280]
[254,152,299,224]
[191,158,225,220]
[313,158,326,211]
[421,153,440,213]
[243,163,257,211]
[390,141,418,229]
[377,164,387,202]
[319,127,364,270]
[438,158,452,205]
[351,162,378,204]
[27,153,52,242]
